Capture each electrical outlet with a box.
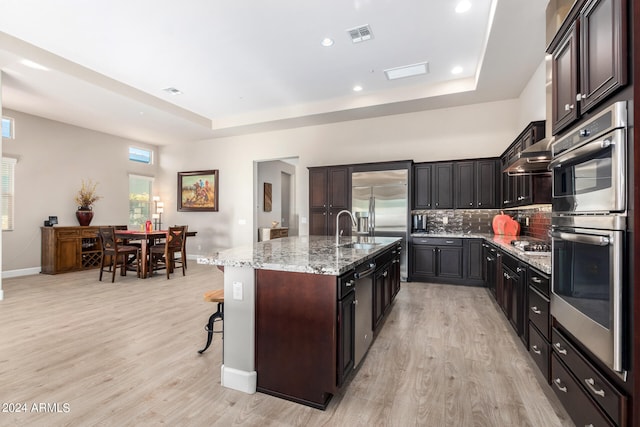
[233,282,243,300]
[525,217,530,226]
[442,216,448,225]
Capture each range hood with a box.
[503,137,554,174]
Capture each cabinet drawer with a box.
[81,229,98,238]
[528,287,550,340]
[528,323,549,383]
[551,354,614,427]
[552,328,626,426]
[412,237,462,246]
[57,229,80,238]
[528,269,549,297]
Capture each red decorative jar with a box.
[76,207,94,226]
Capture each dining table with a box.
[114,229,197,278]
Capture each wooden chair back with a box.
[98,227,118,251]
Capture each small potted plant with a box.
[75,179,102,226]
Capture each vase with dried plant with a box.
[75,179,102,226]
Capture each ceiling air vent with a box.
[347,25,373,43]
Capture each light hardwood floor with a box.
[0,264,574,427]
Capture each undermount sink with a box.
[339,242,380,250]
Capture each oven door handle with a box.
[551,231,610,246]
[549,138,613,169]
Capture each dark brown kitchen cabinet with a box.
[308,166,351,236]
[337,287,355,387]
[465,239,484,282]
[461,158,499,209]
[413,162,452,210]
[454,161,475,208]
[475,159,498,208]
[413,163,433,209]
[548,0,628,135]
[409,237,462,282]
[432,162,453,209]
[373,262,391,330]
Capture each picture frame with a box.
[263,182,272,212]
[177,170,219,212]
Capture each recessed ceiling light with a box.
[162,87,183,95]
[353,85,363,92]
[384,62,429,80]
[451,66,463,75]
[321,37,334,47]
[455,0,472,13]
[20,59,48,71]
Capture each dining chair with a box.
[148,226,187,279]
[98,227,141,282]
[173,224,189,269]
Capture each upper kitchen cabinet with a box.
[308,166,351,236]
[548,0,628,135]
[413,162,453,209]
[454,159,499,209]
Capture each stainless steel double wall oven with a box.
[549,101,630,377]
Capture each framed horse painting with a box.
[177,170,219,212]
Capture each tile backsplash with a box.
[412,205,551,242]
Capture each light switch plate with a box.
[233,281,243,300]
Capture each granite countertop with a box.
[411,232,551,274]
[197,235,401,276]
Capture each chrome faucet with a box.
[336,210,357,245]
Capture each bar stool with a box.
[198,289,224,354]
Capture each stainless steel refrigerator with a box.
[351,169,408,279]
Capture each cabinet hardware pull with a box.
[531,345,541,355]
[531,277,542,283]
[346,280,354,287]
[553,378,567,393]
[564,103,574,111]
[517,267,523,273]
[530,306,542,315]
[584,378,605,397]
[554,342,568,355]
[577,93,587,101]
[486,257,492,261]
[383,271,388,277]
[478,202,482,206]
[445,240,454,244]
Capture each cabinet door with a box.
[466,239,483,281]
[454,161,475,209]
[432,163,453,209]
[476,159,497,208]
[552,23,580,135]
[373,267,387,329]
[502,265,515,320]
[516,174,533,206]
[328,167,349,209]
[579,0,627,113]
[309,209,328,236]
[309,168,328,209]
[501,170,515,208]
[56,238,80,272]
[410,244,437,277]
[337,291,355,387]
[437,247,463,278]
[413,164,432,209]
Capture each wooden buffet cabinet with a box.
[41,226,103,274]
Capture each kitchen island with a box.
[198,235,402,409]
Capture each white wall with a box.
[516,59,547,130]
[256,160,296,232]
[1,109,159,272]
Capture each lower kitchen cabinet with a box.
[500,253,526,342]
[551,328,628,427]
[409,237,462,283]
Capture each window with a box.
[2,157,17,231]
[129,174,153,228]
[2,116,15,139]
[129,146,153,164]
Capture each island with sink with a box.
[198,235,402,409]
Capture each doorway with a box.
[254,157,298,242]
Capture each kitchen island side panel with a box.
[255,269,338,408]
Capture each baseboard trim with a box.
[2,267,41,279]
[221,365,257,394]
